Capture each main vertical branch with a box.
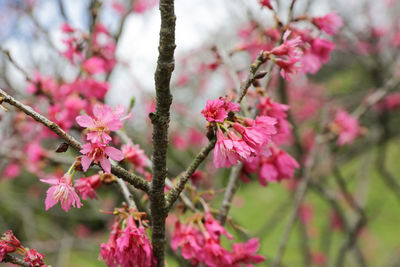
[150,0,176,266]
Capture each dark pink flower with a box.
[75,175,101,200]
[171,221,203,265]
[40,175,83,212]
[312,12,343,36]
[24,249,46,267]
[259,0,273,9]
[201,237,232,267]
[3,162,21,180]
[115,216,156,267]
[231,238,265,266]
[201,99,228,123]
[271,31,302,57]
[80,143,124,173]
[122,144,149,174]
[100,220,120,267]
[204,212,233,241]
[275,57,302,81]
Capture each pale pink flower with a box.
[312,12,343,36]
[133,0,158,13]
[80,143,124,173]
[201,99,228,123]
[332,110,361,146]
[231,238,265,267]
[122,143,149,174]
[299,203,313,224]
[76,104,130,144]
[82,56,107,75]
[40,175,83,212]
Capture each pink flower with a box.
[204,212,233,241]
[24,249,46,267]
[115,216,156,267]
[213,130,254,168]
[259,0,273,9]
[311,251,327,265]
[76,104,130,144]
[100,220,120,267]
[275,57,302,81]
[201,99,228,123]
[231,238,265,266]
[40,175,82,212]
[122,144,149,174]
[233,123,269,152]
[201,237,232,267]
[82,56,107,75]
[80,143,124,173]
[302,38,335,74]
[330,211,344,231]
[331,110,361,146]
[299,203,313,224]
[244,146,299,186]
[171,221,203,265]
[271,31,302,57]
[375,92,400,111]
[75,175,101,200]
[312,12,343,36]
[61,23,75,33]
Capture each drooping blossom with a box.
[100,220,120,267]
[204,212,233,241]
[275,57,302,81]
[302,38,335,74]
[122,143,149,174]
[40,175,82,212]
[231,238,266,267]
[271,31,302,58]
[24,249,46,267]
[312,12,343,36]
[76,104,130,144]
[80,142,124,173]
[331,110,361,146]
[115,216,156,267]
[201,237,232,267]
[213,129,255,168]
[100,214,155,267]
[75,174,101,200]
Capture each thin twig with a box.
[165,137,217,210]
[116,178,138,209]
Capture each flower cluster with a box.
[100,209,155,267]
[76,104,128,173]
[122,143,150,174]
[171,212,265,266]
[242,145,299,186]
[202,98,279,168]
[0,230,47,267]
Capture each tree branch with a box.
[2,254,31,267]
[149,0,176,265]
[0,88,150,193]
[165,137,217,210]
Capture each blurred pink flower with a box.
[332,110,361,146]
[122,143,149,174]
[312,12,343,36]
